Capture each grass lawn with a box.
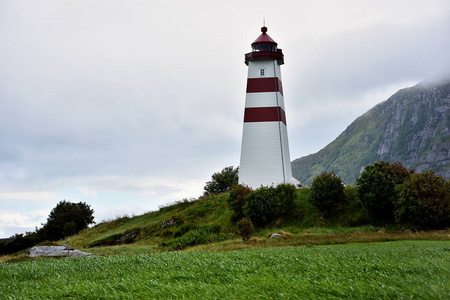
[1,240,449,299]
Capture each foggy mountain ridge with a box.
[291,79,450,185]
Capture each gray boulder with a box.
[28,245,93,257]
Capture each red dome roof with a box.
[252,26,277,45]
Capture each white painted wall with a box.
[247,61,282,79]
[245,92,285,110]
[239,121,292,188]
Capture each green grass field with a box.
[2,241,449,299]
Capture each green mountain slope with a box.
[292,80,450,185]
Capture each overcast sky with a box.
[1,0,450,237]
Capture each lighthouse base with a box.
[238,122,293,189]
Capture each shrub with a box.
[357,161,413,222]
[204,166,239,195]
[228,184,252,222]
[309,172,345,217]
[395,171,450,229]
[238,218,254,241]
[275,184,297,211]
[243,184,296,227]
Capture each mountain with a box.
[292,79,450,186]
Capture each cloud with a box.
[291,17,450,102]
[285,12,450,157]
[0,210,48,237]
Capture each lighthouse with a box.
[238,26,296,189]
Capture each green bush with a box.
[243,184,296,227]
[228,184,252,222]
[238,218,254,241]
[395,171,450,229]
[357,161,413,222]
[276,184,297,210]
[309,172,345,217]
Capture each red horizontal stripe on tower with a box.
[246,78,283,96]
[244,107,287,125]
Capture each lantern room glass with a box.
[252,44,277,52]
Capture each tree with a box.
[243,184,296,227]
[309,172,345,217]
[204,166,239,195]
[42,201,95,241]
[395,171,450,229]
[356,161,413,222]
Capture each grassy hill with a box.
[50,188,449,258]
[64,190,322,253]
[66,193,235,252]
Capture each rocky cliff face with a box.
[292,80,450,185]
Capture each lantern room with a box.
[251,26,278,52]
[245,26,284,65]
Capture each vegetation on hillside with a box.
[240,184,296,227]
[53,162,446,255]
[2,163,449,258]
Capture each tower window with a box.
[260,69,265,76]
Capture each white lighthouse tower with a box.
[238,26,296,189]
